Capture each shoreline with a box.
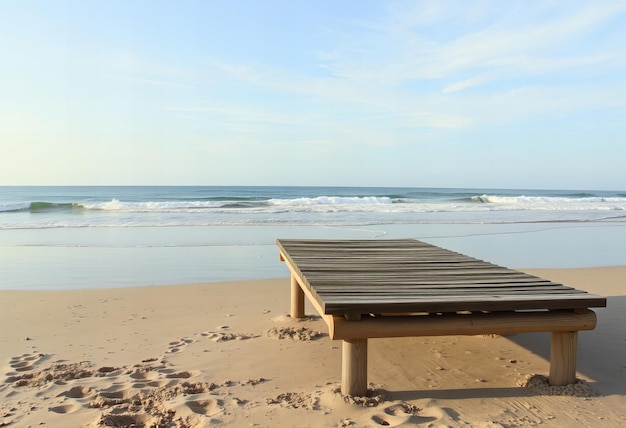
[1,267,625,427]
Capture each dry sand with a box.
[1,267,624,427]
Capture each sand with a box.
[1,267,624,427]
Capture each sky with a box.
[1,1,625,190]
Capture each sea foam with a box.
[472,194,626,211]
[268,196,393,205]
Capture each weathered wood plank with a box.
[276,239,607,315]
[322,295,607,314]
[304,272,554,281]
[314,288,582,296]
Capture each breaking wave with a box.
[470,194,626,210]
[2,187,626,229]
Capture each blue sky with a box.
[1,1,625,189]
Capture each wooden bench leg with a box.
[290,275,305,319]
[549,331,578,386]
[341,339,368,396]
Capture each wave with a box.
[2,193,626,215]
[1,196,395,214]
[4,187,626,231]
[469,194,626,210]
[0,202,31,213]
[87,196,395,212]
[0,201,82,213]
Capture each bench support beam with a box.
[290,275,305,319]
[342,339,368,396]
[330,310,597,340]
[549,331,578,386]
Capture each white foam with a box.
[473,195,626,211]
[57,195,626,215]
[81,199,227,212]
[268,196,393,206]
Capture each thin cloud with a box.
[442,76,485,94]
[323,2,626,86]
[111,75,196,89]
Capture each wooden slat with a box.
[276,239,607,315]
[314,287,580,294]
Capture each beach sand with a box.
[1,267,624,427]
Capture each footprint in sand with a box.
[166,337,194,353]
[166,394,225,424]
[164,370,196,379]
[146,379,177,388]
[6,361,94,388]
[184,397,222,416]
[99,390,131,400]
[48,403,80,414]
[371,402,437,427]
[57,385,96,399]
[201,331,257,342]
[266,392,320,410]
[94,366,122,377]
[242,377,266,386]
[92,381,225,427]
[128,367,160,381]
[8,353,46,373]
[90,386,137,409]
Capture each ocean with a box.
[2,186,626,290]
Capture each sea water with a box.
[1,186,626,290]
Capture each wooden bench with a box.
[277,239,607,396]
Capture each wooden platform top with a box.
[277,239,607,316]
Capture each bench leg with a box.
[290,275,305,319]
[341,339,368,396]
[549,331,578,386]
